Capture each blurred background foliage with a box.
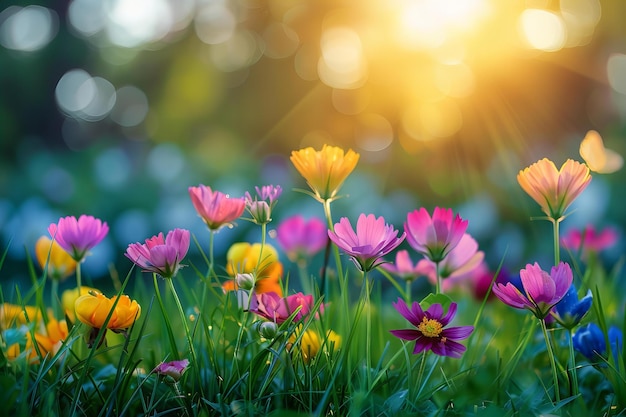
[1,0,626,294]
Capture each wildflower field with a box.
[2,140,625,417]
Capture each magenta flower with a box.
[381,250,430,282]
[492,262,573,319]
[48,215,109,262]
[561,225,618,254]
[418,234,484,284]
[276,215,328,263]
[249,291,315,324]
[390,298,474,358]
[189,185,246,231]
[328,214,406,272]
[154,359,190,381]
[125,229,190,279]
[404,207,468,264]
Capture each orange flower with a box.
[517,158,591,220]
[5,318,68,361]
[35,236,77,281]
[290,145,360,202]
[75,292,141,331]
[223,242,283,296]
[61,286,100,322]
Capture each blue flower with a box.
[551,285,592,329]
[573,323,623,364]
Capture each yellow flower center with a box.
[418,317,443,338]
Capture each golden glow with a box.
[519,9,566,51]
[318,27,367,89]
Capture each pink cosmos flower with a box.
[390,298,474,358]
[154,359,190,381]
[404,207,468,264]
[561,225,618,254]
[328,214,406,272]
[48,215,109,262]
[381,250,430,282]
[418,234,485,285]
[249,291,316,324]
[189,185,246,231]
[276,215,328,263]
[492,262,572,319]
[125,229,190,279]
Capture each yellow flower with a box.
[62,286,99,322]
[0,303,40,329]
[35,236,77,281]
[517,158,591,220]
[289,328,341,364]
[224,243,283,296]
[290,145,360,202]
[579,130,623,174]
[5,318,68,362]
[75,292,141,331]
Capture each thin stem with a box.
[50,279,59,318]
[363,270,372,390]
[539,318,561,403]
[323,199,344,286]
[208,229,215,278]
[153,274,180,360]
[405,279,412,305]
[566,328,579,397]
[553,218,561,266]
[76,263,82,294]
[435,262,442,294]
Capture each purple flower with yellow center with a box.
[390,298,473,358]
[125,229,190,279]
[48,215,109,263]
[404,207,468,264]
[276,215,328,263]
[328,213,405,272]
[551,284,592,329]
[189,184,246,231]
[154,359,190,381]
[492,262,572,319]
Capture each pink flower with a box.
[48,215,109,262]
[276,215,328,263]
[492,262,572,319]
[418,234,485,285]
[328,214,406,272]
[381,250,430,282]
[125,229,190,279]
[189,185,246,231]
[404,207,468,264]
[154,359,190,381]
[561,225,618,254]
[250,291,315,324]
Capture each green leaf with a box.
[419,293,453,312]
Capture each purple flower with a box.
[276,215,328,263]
[492,262,572,319]
[154,359,190,381]
[48,215,109,262]
[189,185,246,231]
[245,185,282,225]
[404,207,468,264]
[249,291,315,324]
[328,214,406,272]
[125,229,190,279]
[390,298,474,358]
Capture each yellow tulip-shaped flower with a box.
[61,286,99,322]
[224,242,283,296]
[75,292,141,331]
[289,328,341,364]
[517,158,591,220]
[290,145,360,202]
[35,236,77,281]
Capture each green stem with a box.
[323,199,344,285]
[51,279,59,318]
[208,229,215,278]
[553,218,561,266]
[153,274,180,360]
[540,318,561,403]
[166,278,197,363]
[76,263,82,294]
[435,262,441,294]
[567,328,579,397]
[364,270,372,390]
[405,279,412,305]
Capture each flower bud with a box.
[258,321,279,339]
[235,273,255,291]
